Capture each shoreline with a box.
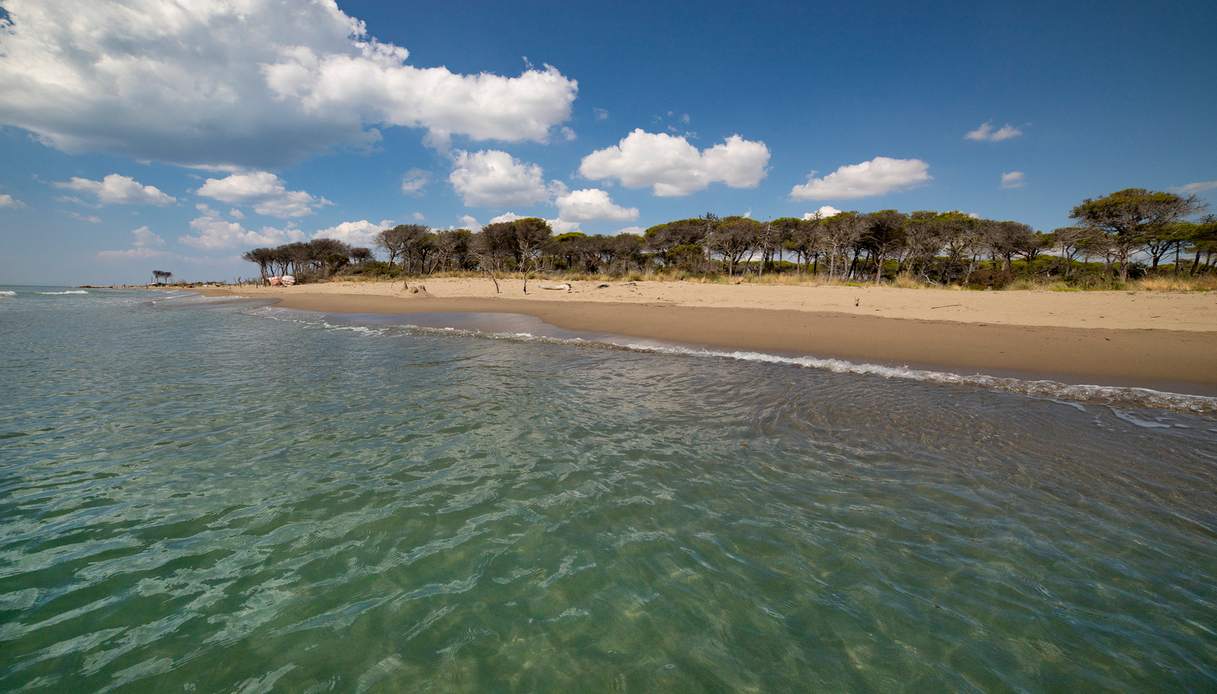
[196,281,1217,396]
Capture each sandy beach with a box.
[196,279,1217,394]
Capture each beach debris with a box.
[855,297,861,307]
[409,284,428,295]
[597,283,610,289]
[280,275,296,286]
[930,304,961,310]
[268,276,282,286]
[540,282,572,292]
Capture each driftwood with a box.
[539,282,572,292]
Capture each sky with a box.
[0,0,1215,285]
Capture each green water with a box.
[1,288,1216,691]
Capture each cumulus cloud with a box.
[98,225,169,259]
[457,214,481,231]
[0,0,577,168]
[790,157,931,200]
[614,226,645,236]
[181,208,306,250]
[312,219,394,246]
[0,193,23,208]
[579,129,769,197]
[54,174,175,206]
[1000,171,1026,189]
[196,171,330,218]
[449,150,555,207]
[488,212,522,224]
[554,188,638,222]
[1176,180,1217,194]
[229,208,245,219]
[802,206,843,220]
[965,122,1023,142]
[484,211,578,234]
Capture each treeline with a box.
[241,238,374,280]
[242,188,1217,288]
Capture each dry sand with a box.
[198,279,1217,394]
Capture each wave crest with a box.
[253,308,1217,416]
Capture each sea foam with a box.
[253,307,1217,416]
[37,290,89,295]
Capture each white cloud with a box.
[0,1,577,168]
[1176,180,1217,194]
[1000,171,1026,189]
[579,129,770,196]
[593,108,609,121]
[560,126,577,141]
[965,122,1023,142]
[790,156,931,200]
[802,206,843,220]
[229,208,245,219]
[554,188,638,222]
[67,211,102,223]
[401,168,430,195]
[449,150,555,207]
[547,218,581,234]
[98,225,169,259]
[181,208,306,250]
[614,226,645,236]
[0,193,24,208]
[54,173,175,206]
[489,212,525,224]
[457,214,481,231]
[485,211,577,234]
[196,171,330,218]
[312,219,394,246]
[412,212,425,221]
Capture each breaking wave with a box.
[37,290,89,295]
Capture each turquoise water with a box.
[2,287,1216,691]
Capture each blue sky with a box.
[1,0,1214,285]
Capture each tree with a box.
[984,220,1035,273]
[818,212,865,280]
[861,210,907,283]
[509,218,552,292]
[644,218,708,271]
[1185,215,1217,275]
[240,248,273,280]
[1070,188,1202,282]
[706,216,760,277]
[433,229,473,272]
[151,270,173,285]
[308,238,353,276]
[1048,226,1102,279]
[775,217,817,275]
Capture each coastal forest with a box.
[240,188,1217,290]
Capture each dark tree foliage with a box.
[243,188,1212,288]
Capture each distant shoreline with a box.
[195,279,1217,395]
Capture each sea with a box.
[2,286,1216,691]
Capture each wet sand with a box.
[197,281,1217,395]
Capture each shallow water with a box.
[2,287,1216,691]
